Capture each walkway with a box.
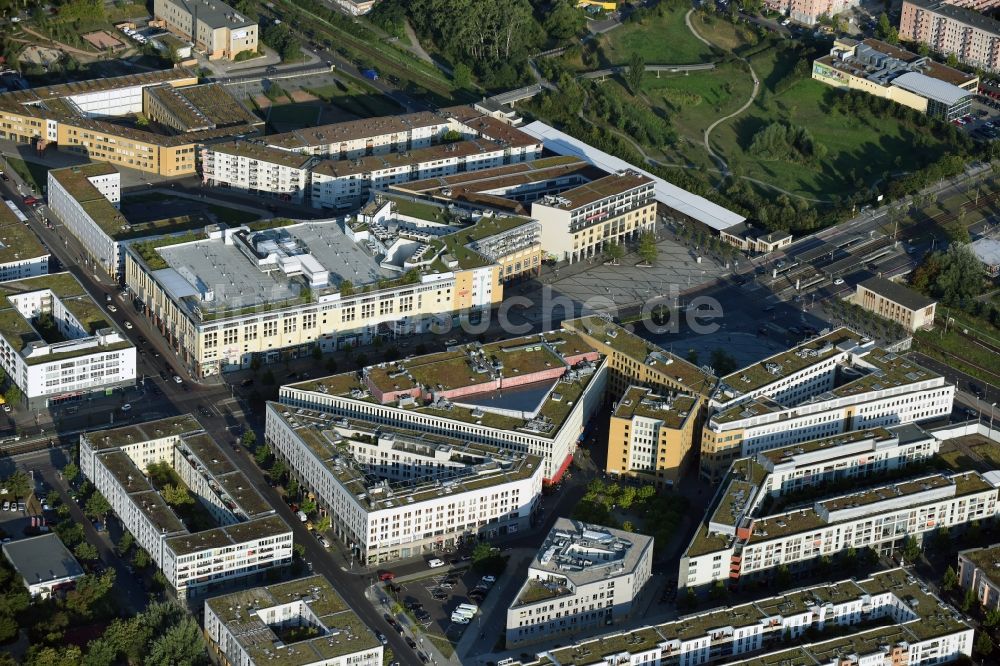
[403,19,436,68]
[21,26,101,59]
[685,9,760,176]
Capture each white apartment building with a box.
[701,328,954,480]
[79,415,293,597]
[0,202,50,282]
[265,405,544,563]
[506,519,653,648]
[680,459,998,590]
[278,329,608,482]
[46,163,125,278]
[0,273,135,408]
[123,209,515,378]
[309,138,510,210]
[529,568,972,666]
[200,142,315,204]
[204,575,383,666]
[530,170,657,263]
[958,543,1000,612]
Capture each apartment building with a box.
[562,316,716,398]
[519,569,972,666]
[764,0,860,25]
[201,142,316,204]
[278,329,608,482]
[607,386,702,487]
[79,415,293,597]
[0,69,258,176]
[310,138,512,210]
[0,202,50,282]
[900,0,1000,71]
[813,38,977,121]
[204,575,383,666]
[124,198,544,377]
[2,534,85,599]
[265,405,543,563]
[154,0,258,60]
[47,163,124,277]
[506,519,653,647]
[0,273,136,408]
[680,427,992,589]
[530,171,656,264]
[700,328,954,480]
[958,543,1000,611]
[855,276,937,332]
[142,83,262,134]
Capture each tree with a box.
[876,12,892,39]
[64,569,115,618]
[942,565,959,591]
[254,444,272,467]
[74,541,98,561]
[0,612,17,643]
[452,62,472,90]
[604,241,624,264]
[315,515,331,533]
[300,497,316,515]
[161,484,193,507]
[962,585,976,612]
[627,52,645,94]
[976,632,994,657]
[621,520,634,532]
[2,385,21,407]
[471,542,494,566]
[638,232,657,264]
[133,548,151,570]
[3,471,30,500]
[62,462,79,484]
[985,607,1000,628]
[84,492,111,521]
[710,349,738,376]
[146,615,208,666]
[116,531,134,557]
[544,0,584,41]
[709,580,728,600]
[242,430,257,448]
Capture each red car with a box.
[378,571,395,581]
[23,196,38,205]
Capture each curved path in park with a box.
[685,9,760,176]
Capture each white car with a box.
[833,277,844,285]
[173,375,183,384]
[428,558,445,568]
[121,403,132,412]
[124,321,133,329]
[108,305,117,312]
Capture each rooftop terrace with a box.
[613,387,698,429]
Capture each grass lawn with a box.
[602,6,714,65]
[973,443,1000,468]
[641,61,754,146]
[709,78,951,199]
[207,204,260,225]
[4,157,49,192]
[915,310,1000,386]
[689,12,757,52]
[939,449,982,472]
[267,102,322,131]
[306,81,403,118]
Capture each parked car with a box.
[378,571,395,581]
[428,558,445,568]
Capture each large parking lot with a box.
[385,567,500,651]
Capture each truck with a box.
[361,69,379,81]
[456,603,478,615]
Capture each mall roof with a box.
[891,71,973,106]
[519,121,745,231]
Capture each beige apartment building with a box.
[958,544,1000,611]
[154,0,258,60]
[0,70,259,177]
[607,386,702,487]
[123,204,541,376]
[530,171,657,264]
[900,0,1000,71]
[854,276,937,332]
[764,0,860,26]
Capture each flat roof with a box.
[716,328,865,406]
[205,574,381,665]
[960,543,1000,588]
[613,386,697,429]
[564,316,716,395]
[757,427,895,465]
[167,0,255,29]
[0,207,48,264]
[396,155,592,194]
[0,67,196,114]
[268,405,542,510]
[2,533,85,587]
[534,170,653,211]
[85,414,203,449]
[892,71,973,106]
[971,237,1000,266]
[904,0,1000,37]
[265,110,452,150]
[518,121,745,231]
[312,138,506,178]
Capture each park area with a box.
[600,5,714,65]
[571,479,688,555]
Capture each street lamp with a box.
[990,402,997,440]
